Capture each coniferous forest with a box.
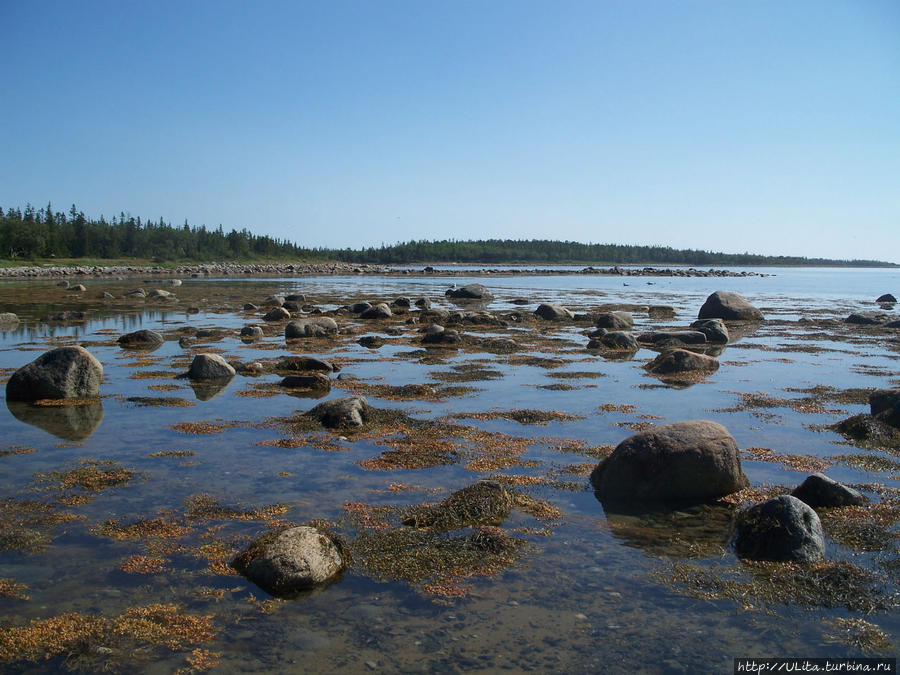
[0,202,893,267]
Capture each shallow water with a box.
[0,268,898,673]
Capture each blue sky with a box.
[1,1,898,261]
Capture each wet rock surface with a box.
[6,346,103,401]
[186,354,236,380]
[232,526,347,596]
[698,291,764,321]
[791,473,866,508]
[591,421,748,508]
[732,495,825,562]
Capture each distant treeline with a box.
[1,203,893,267]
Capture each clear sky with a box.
[1,1,898,261]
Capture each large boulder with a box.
[595,311,633,331]
[304,395,372,428]
[232,526,346,596]
[534,303,574,321]
[732,495,825,562]
[6,346,103,401]
[591,421,748,507]
[791,473,866,508]
[698,291,763,321]
[285,317,338,338]
[360,303,392,319]
[446,284,493,301]
[187,354,236,380]
[690,318,729,343]
[645,349,719,376]
[876,293,896,304]
[117,329,164,348]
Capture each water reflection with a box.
[189,380,232,401]
[6,399,104,441]
[601,501,736,558]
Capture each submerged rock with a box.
[698,291,763,321]
[791,473,866,508]
[732,495,825,562]
[232,526,347,596]
[280,373,331,392]
[402,481,513,529]
[7,346,103,401]
[591,421,748,508]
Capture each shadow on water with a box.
[6,399,104,441]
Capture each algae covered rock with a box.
[285,317,338,338]
[595,311,633,331]
[690,318,729,343]
[232,525,347,596]
[117,329,164,348]
[591,421,748,508]
[402,481,513,529]
[588,331,639,352]
[360,303,393,319]
[7,346,103,401]
[732,495,825,562]
[698,291,763,321]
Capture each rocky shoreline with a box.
[0,261,766,279]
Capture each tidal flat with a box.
[0,268,898,673]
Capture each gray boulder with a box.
[446,284,493,301]
[7,346,104,401]
[304,395,372,428]
[393,297,411,308]
[732,495,825,562]
[69,284,86,292]
[0,312,20,327]
[645,349,719,376]
[349,301,372,313]
[243,302,259,311]
[118,329,164,348]
[535,303,574,320]
[232,526,346,596]
[124,288,146,298]
[263,306,291,322]
[791,473,866,508]
[588,331,639,351]
[876,293,897,303]
[147,289,174,299]
[414,297,431,309]
[591,420,748,507]
[698,291,763,321]
[647,305,676,318]
[360,303,392,319]
[690,318,729,343]
[264,295,285,307]
[285,317,338,338]
[187,354,236,380]
[595,311,634,331]
[423,328,461,345]
[240,325,264,339]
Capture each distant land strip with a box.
[0,262,767,280]
[2,203,895,267]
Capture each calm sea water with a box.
[0,267,897,673]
